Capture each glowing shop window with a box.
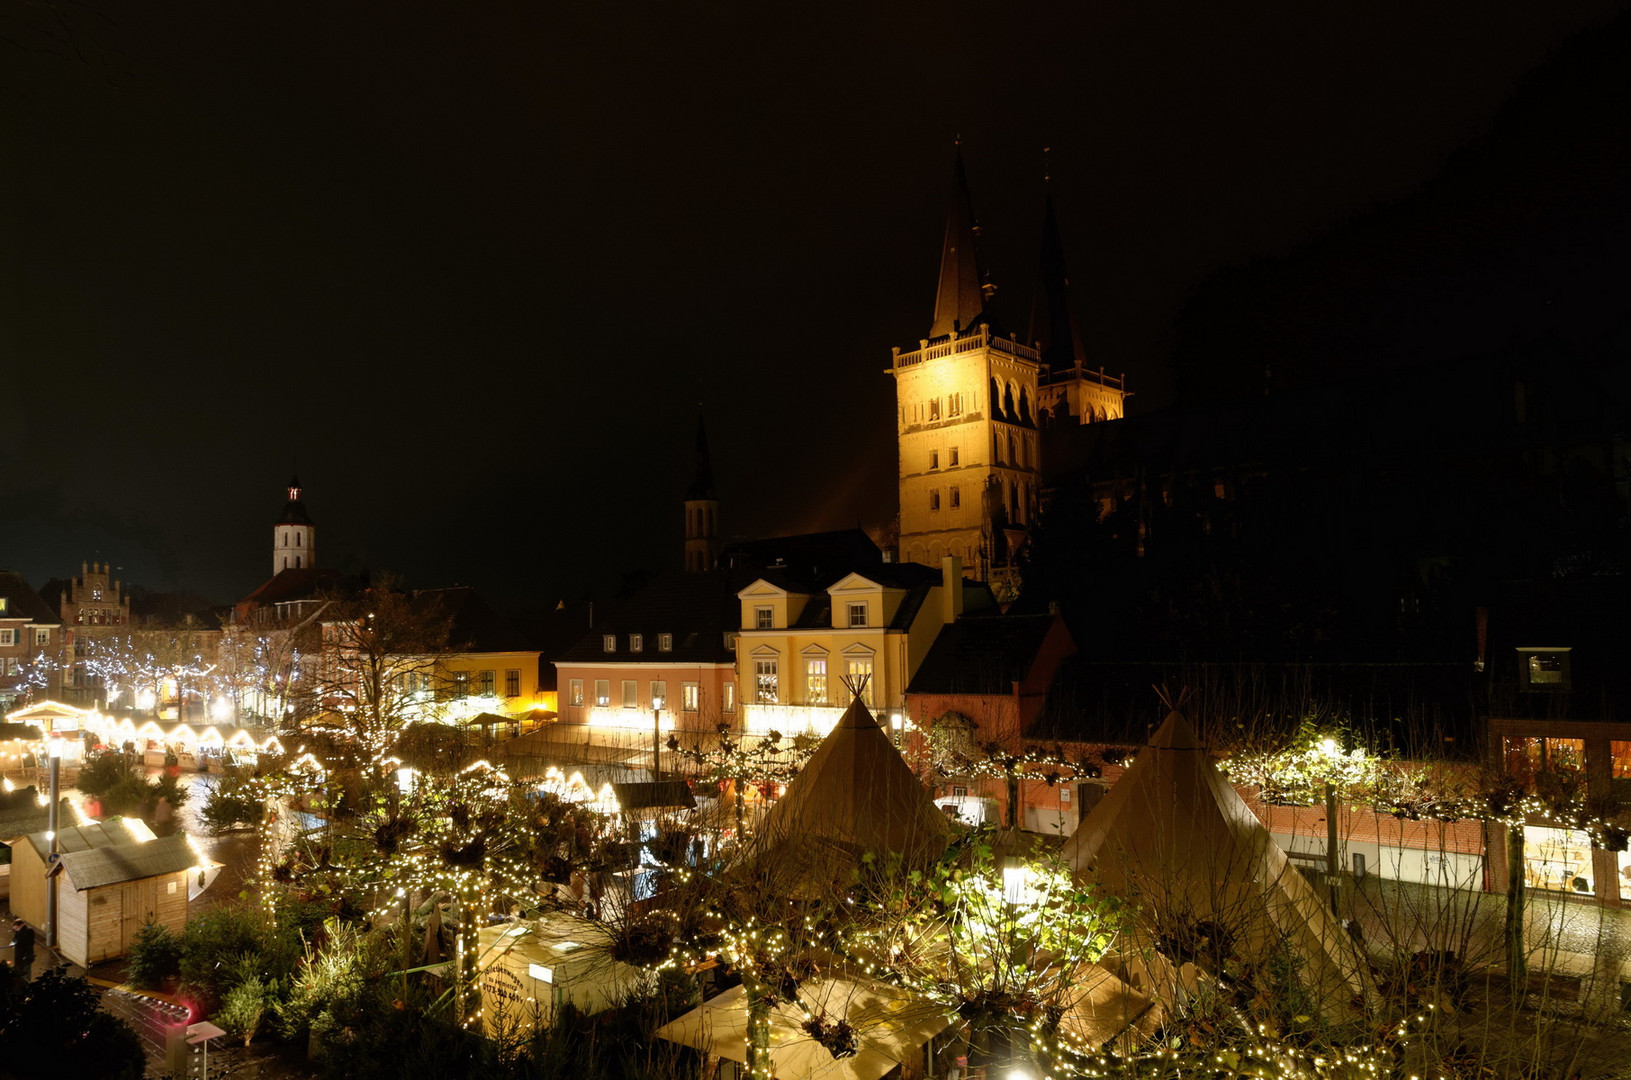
[1522,825,1594,895]
[805,659,827,705]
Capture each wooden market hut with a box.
[6,820,195,967]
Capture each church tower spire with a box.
[273,475,316,576]
[929,147,998,338]
[1029,166,1128,427]
[683,414,721,573]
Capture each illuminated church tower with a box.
[683,415,721,572]
[890,150,1041,596]
[273,476,316,575]
[1031,180,1127,426]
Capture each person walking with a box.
[8,917,36,981]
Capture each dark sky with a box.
[3,0,1628,611]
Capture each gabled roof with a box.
[557,570,742,664]
[907,613,1062,696]
[411,586,531,653]
[757,695,948,862]
[0,570,60,625]
[23,819,157,860]
[1062,710,1368,1021]
[238,566,361,608]
[59,832,197,891]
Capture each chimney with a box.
[941,555,964,625]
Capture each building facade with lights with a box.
[734,556,995,737]
[0,570,63,708]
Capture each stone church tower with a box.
[890,151,1041,594]
[273,476,316,576]
[683,416,721,572]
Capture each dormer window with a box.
[629,634,643,653]
[658,633,673,652]
[1519,647,1571,691]
[848,603,868,628]
[602,634,617,653]
[755,607,773,630]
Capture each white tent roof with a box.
[756,695,947,862]
[1061,710,1368,1020]
[655,976,951,1080]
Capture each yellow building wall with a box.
[431,650,545,714]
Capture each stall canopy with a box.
[1061,710,1369,1020]
[656,975,951,1080]
[5,700,90,734]
[611,780,696,812]
[755,695,947,864]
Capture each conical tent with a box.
[1062,710,1368,1020]
[756,695,948,864]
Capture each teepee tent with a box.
[755,693,948,863]
[1061,710,1368,1020]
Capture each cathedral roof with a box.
[928,148,998,339]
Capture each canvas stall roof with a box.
[1061,710,1368,1020]
[24,819,157,860]
[5,701,88,725]
[59,832,197,891]
[756,696,948,862]
[656,976,950,1080]
[477,914,644,989]
[611,780,696,811]
[1057,964,1161,1049]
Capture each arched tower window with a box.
[297,533,302,547]
[1008,433,1017,465]
[994,433,1004,465]
[990,378,1003,421]
[1019,388,1032,424]
[1004,382,1016,420]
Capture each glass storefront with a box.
[1522,825,1594,895]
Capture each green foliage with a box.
[179,906,266,1011]
[394,722,472,774]
[0,966,147,1080]
[201,774,263,833]
[75,749,190,816]
[215,972,275,1046]
[76,751,140,799]
[276,917,384,1042]
[125,919,183,989]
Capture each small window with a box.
[929,398,942,420]
[34,629,50,647]
[755,606,774,629]
[621,680,638,708]
[724,632,737,652]
[569,679,584,706]
[929,450,939,470]
[848,603,867,628]
[594,679,610,707]
[651,680,667,708]
[949,393,962,417]
[682,682,700,711]
[1520,648,1571,691]
[505,669,521,697]
[602,634,616,653]
[755,659,779,703]
[454,671,470,698]
[629,633,643,653]
[949,486,960,509]
[722,682,735,712]
[949,447,959,467]
[478,670,496,696]
[0,629,14,646]
[658,633,673,652]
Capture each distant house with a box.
[0,570,64,708]
[5,820,195,967]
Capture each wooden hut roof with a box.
[58,833,197,891]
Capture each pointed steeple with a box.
[683,411,721,573]
[928,147,997,339]
[1030,185,1088,376]
[684,413,716,502]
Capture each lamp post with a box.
[45,737,62,950]
[652,696,665,782]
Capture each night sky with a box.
[3,1,1628,612]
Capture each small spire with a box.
[1030,182,1088,375]
[685,411,717,502]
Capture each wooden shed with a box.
[6,820,195,967]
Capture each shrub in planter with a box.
[179,907,266,1012]
[126,920,182,989]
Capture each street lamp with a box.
[652,696,665,782]
[45,738,63,950]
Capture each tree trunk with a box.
[744,983,773,1080]
[1006,771,1020,830]
[1505,822,1526,985]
